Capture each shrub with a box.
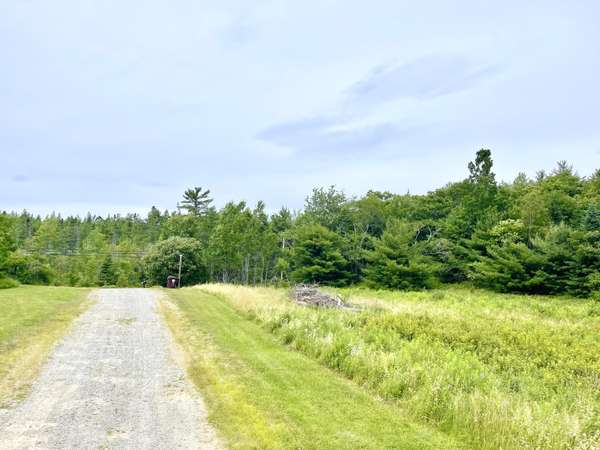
[0,276,19,289]
[143,236,206,286]
[3,252,53,285]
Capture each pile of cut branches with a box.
[290,284,353,309]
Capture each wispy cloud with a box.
[257,116,424,154]
[256,54,500,154]
[347,54,501,104]
[11,174,29,183]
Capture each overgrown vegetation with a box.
[162,287,463,450]
[0,276,19,289]
[1,150,599,296]
[199,284,600,450]
[0,286,90,406]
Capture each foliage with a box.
[302,186,353,233]
[1,150,599,295]
[0,276,19,289]
[143,237,206,286]
[97,256,117,286]
[289,224,351,285]
[364,220,437,289]
[178,186,212,215]
[0,215,16,273]
[472,225,600,296]
[3,252,53,285]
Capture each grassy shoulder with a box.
[161,287,463,450]
[199,284,600,450]
[0,285,91,407]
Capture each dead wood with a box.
[290,284,357,310]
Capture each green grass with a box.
[0,285,90,406]
[195,284,600,450]
[162,287,463,450]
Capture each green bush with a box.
[0,276,19,289]
[3,252,53,285]
[143,236,206,286]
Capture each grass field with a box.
[0,285,90,407]
[168,284,600,450]
[162,288,464,450]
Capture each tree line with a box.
[1,150,599,297]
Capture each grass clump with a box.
[202,284,600,450]
[0,285,90,406]
[0,276,19,289]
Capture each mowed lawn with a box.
[162,288,463,450]
[169,285,600,450]
[0,286,90,406]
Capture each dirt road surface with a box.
[0,289,221,450]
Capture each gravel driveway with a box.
[0,289,221,450]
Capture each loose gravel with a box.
[0,289,221,450]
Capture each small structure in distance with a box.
[166,276,179,289]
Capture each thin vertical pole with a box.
[178,254,183,288]
[280,237,285,281]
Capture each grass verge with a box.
[0,285,91,407]
[161,287,463,450]
[200,284,600,450]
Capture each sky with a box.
[1,0,599,217]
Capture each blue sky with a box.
[1,1,599,216]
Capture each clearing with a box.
[166,284,600,450]
[163,286,464,450]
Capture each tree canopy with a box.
[1,150,599,297]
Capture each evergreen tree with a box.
[179,187,212,215]
[97,256,117,286]
[364,221,437,290]
[582,204,600,231]
[0,215,16,267]
[290,224,351,286]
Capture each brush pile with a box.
[290,284,350,309]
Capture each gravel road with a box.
[0,289,221,450]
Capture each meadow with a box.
[169,284,600,450]
[162,287,462,449]
[0,286,90,406]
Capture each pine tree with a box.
[97,256,116,287]
[290,224,352,286]
[179,187,212,215]
[364,220,437,290]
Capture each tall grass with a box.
[202,284,600,450]
[164,288,462,449]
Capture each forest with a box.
[1,150,599,297]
